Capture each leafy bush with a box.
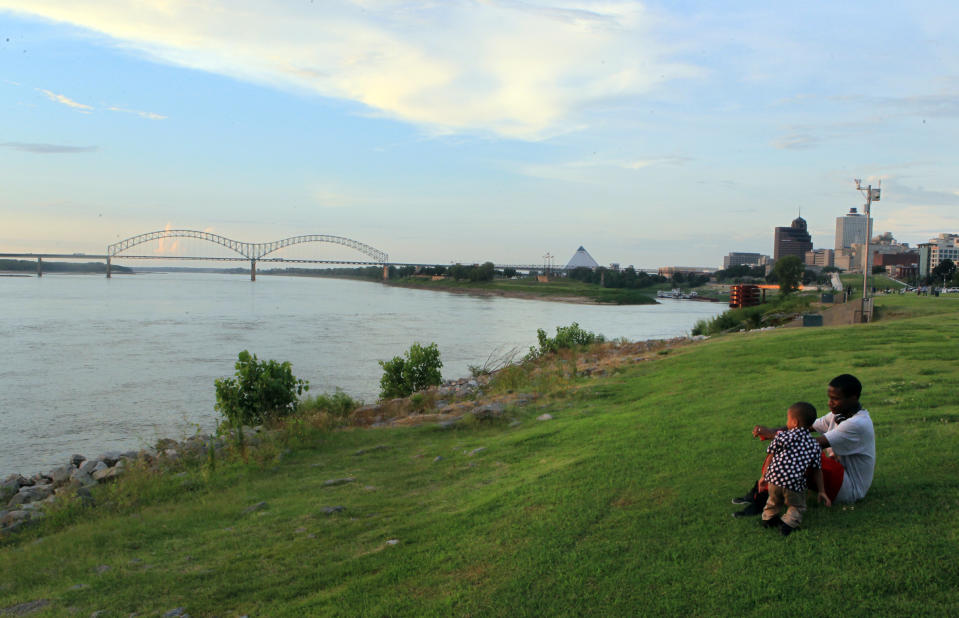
[691,295,814,335]
[378,342,443,399]
[214,350,309,426]
[525,323,605,361]
[298,389,361,418]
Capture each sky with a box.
[1,1,958,268]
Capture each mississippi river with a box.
[0,273,726,474]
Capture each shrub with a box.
[525,322,605,361]
[298,389,361,418]
[378,342,443,399]
[214,350,309,427]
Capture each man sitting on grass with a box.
[733,374,876,517]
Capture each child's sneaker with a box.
[761,515,782,529]
[780,522,796,536]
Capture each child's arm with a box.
[758,452,773,491]
[814,468,831,506]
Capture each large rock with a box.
[471,402,506,420]
[70,468,96,487]
[70,454,86,467]
[8,485,52,507]
[92,466,121,483]
[49,465,73,486]
[79,460,100,475]
[91,461,109,474]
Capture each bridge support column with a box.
[36,256,42,277]
[251,259,256,281]
[383,264,389,281]
[106,256,111,278]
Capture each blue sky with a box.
[1,1,957,267]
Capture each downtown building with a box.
[834,207,874,272]
[773,217,813,262]
[918,233,959,278]
[722,252,770,269]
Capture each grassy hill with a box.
[1,295,957,615]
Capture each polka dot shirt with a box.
[764,427,822,493]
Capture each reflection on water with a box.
[0,273,726,474]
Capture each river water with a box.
[0,273,726,475]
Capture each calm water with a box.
[0,273,726,475]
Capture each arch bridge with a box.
[106,229,389,280]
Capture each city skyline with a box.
[2,1,958,267]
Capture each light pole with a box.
[855,179,880,320]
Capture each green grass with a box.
[389,277,660,304]
[840,273,907,294]
[2,295,958,615]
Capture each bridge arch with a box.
[107,229,388,263]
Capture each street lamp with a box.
[855,179,880,320]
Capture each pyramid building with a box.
[564,246,599,270]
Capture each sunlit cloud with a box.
[36,88,93,111]
[0,141,98,154]
[107,106,167,120]
[519,155,688,182]
[155,223,180,254]
[2,0,700,140]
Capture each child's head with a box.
[787,401,817,429]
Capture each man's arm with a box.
[813,468,831,506]
[814,434,830,447]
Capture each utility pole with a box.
[854,178,880,320]
[543,252,553,279]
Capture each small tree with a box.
[774,256,805,295]
[378,342,443,399]
[214,350,309,426]
[933,259,956,285]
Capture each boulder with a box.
[92,466,121,482]
[92,461,108,473]
[49,465,73,486]
[536,413,554,421]
[70,454,86,467]
[79,460,99,475]
[8,485,53,507]
[70,469,96,487]
[472,403,506,420]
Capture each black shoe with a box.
[733,500,764,518]
[780,522,796,536]
[761,515,782,528]
[732,482,759,505]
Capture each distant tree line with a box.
[0,259,132,274]
[567,266,669,289]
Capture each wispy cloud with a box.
[772,133,818,150]
[3,1,700,140]
[107,106,167,120]
[36,88,93,111]
[1,141,98,154]
[520,155,689,182]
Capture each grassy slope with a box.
[839,273,907,293]
[388,277,661,304]
[2,296,958,616]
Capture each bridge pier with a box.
[106,256,111,278]
[383,264,389,281]
[251,259,256,281]
[37,256,42,277]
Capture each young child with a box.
[760,401,831,536]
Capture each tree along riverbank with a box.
[384,276,663,304]
[1,294,956,615]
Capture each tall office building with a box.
[835,208,872,251]
[774,217,813,261]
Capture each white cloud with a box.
[519,155,687,182]
[107,106,167,120]
[3,1,699,139]
[36,88,93,111]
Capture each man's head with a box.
[787,401,818,429]
[828,374,862,416]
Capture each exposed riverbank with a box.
[385,276,662,304]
